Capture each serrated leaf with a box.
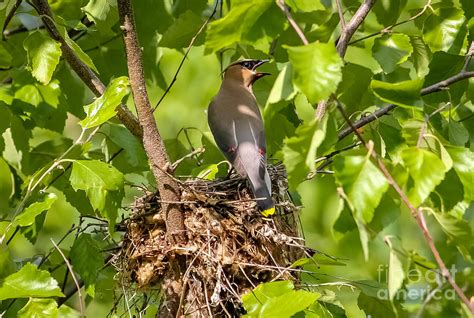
[423,8,466,52]
[285,42,343,104]
[205,0,273,52]
[283,117,328,188]
[401,147,449,207]
[79,76,129,128]
[18,298,58,318]
[371,78,424,108]
[0,263,64,300]
[12,193,57,228]
[373,33,413,73]
[23,31,62,85]
[334,150,389,223]
[69,234,103,297]
[160,10,203,48]
[69,159,124,227]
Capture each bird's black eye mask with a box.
[239,59,269,71]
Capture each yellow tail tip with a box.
[261,207,275,217]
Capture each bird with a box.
[208,59,274,216]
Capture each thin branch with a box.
[335,0,375,57]
[335,0,346,30]
[276,0,309,45]
[349,0,432,45]
[153,0,219,111]
[51,239,85,317]
[316,0,376,120]
[2,0,22,40]
[31,0,142,139]
[335,99,474,314]
[338,70,474,140]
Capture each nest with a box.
[116,164,310,317]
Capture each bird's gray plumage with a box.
[208,59,274,214]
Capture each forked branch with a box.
[31,0,143,139]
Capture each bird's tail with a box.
[236,143,275,216]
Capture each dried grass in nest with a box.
[116,163,311,316]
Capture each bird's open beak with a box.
[253,59,271,77]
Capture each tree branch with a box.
[349,0,432,45]
[335,99,474,314]
[316,0,376,119]
[117,0,184,239]
[2,0,22,40]
[31,0,143,139]
[338,70,474,140]
[276,0,309,45]
[335,0,376,57]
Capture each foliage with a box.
[0,0,473,317]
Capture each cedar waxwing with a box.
[208,59,274,216]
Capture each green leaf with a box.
[370,78,424,108]
[432,211,473,261]
[160,10,203,48]
[285,42,343,104]
[337,62,374,113]
[460,0,474,19]
[282,117,328,189]
[0,244,16,279]
[401,147,449,207]
[373,33,413,73]
[265,63,296,106]
[446,147,474,202]
[285,0,325,12]
[69,234,103,297]
[18,298,59,318]
[409,36,431,77]
[385,236,408,300]
[205,0,273,52]
[79,76,130,128]
[242,281,320,318]
[423,8,466,52]
[0,157,13,212]
[23,31,62,85]
[448,120,469,146]
[373,0,407,26]
[69,159,124,227]
[0,42,12,69]
[12,193,57,228]
[105,124,147,168]
[334,149,389,223]
[82,0,118,34]
[0,263,64,300]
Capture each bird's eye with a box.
[242,61,252,69]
